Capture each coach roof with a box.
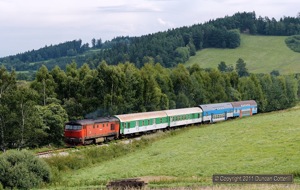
[164,107,202,116]
[231,100,257,107]
[115,111,167,122]
[199,102,233,111]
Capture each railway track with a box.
[36,148,70,158]
[36,136,143,158]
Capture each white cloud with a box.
[157,18,174,27]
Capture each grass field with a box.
[186,34,300,74]
[48,106,300,189]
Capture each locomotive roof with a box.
[164,107,202,116]
[199,102,233,111]
[231,100,257,107]
[65,117,118,125]
[115,111,167,122]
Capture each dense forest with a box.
[0,60,299,150]
[1,11,300,73]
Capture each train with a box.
[64,100,258,145]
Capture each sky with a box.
[0,0,299,57]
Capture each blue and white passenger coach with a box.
[199,102,234,123]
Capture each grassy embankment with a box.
[186,34,300,74]
[44,105,300,189]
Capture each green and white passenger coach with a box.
[165,107,202,127]
[114,107,203,135]
[115,111,168,135]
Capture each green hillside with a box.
[186,34,300,74]
[53,105,300,188]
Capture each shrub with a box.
[285,35,300,53]
[0,150,51,189]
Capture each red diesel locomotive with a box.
[64,117,120,145]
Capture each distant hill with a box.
[2,11,300,75]
[186,34,300,74]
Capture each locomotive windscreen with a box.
[65,125,82,130]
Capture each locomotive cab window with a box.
[65,125,82,130]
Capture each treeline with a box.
[208,12,300,36]
[3,40,88,62]
[2,12,300,72]
[0,40,90,71]
[85,25,241,68]
[0,60,299,149]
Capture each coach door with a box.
[135,121,139,132]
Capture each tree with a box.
[96,38,102,48]
[91,38,96,48]
[120,62,144,113]
[12,86,40,148]
[0,66,17,151]
[207,69,228,102]
[30,65,57,106]
[218,61,227,72]
[140,64,165,111]
[236,58,249,77]
[174,47,190,63]
[36,103,68,145]
[270,70,280,76]
[283,75,298,108]
[0,150,51,189]
[226,29,241,48]
[0,66,16,99]
[187,41,196,56]
[190,69,209,104]
[50,66,67,101]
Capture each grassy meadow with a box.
[47,106,300,189]
[186,34,300,74]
